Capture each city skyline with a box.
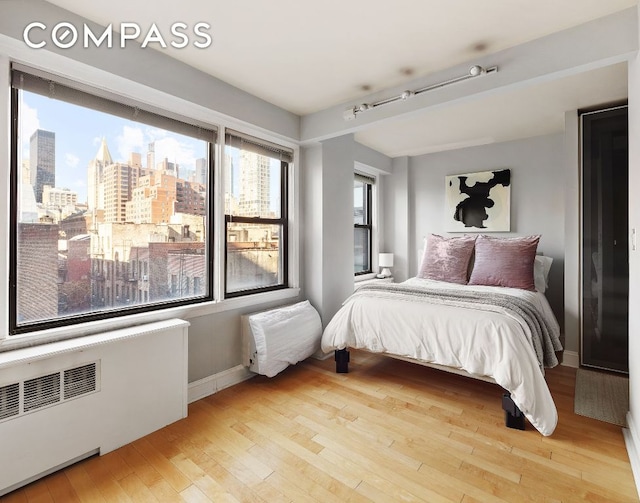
[19,90,280,213]
[19,90,208,203]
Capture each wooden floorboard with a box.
[4,351,638,502]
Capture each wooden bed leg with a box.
[502,393,525,430]
[335,349,350,373]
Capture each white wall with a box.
[406,134,567,341]
[301,144,325,322]
[563,111,581,364]
[300,137,394,326]
[382,156,410,282]
[624,3,640,486]
[301,137,355,326]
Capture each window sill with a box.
[355,272,377,282]
[0,287,301,353]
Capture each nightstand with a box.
[354,276,394,291]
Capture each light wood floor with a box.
[3,351,638,503]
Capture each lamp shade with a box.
[379,253,394,268]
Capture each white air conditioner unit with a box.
[142,275,148,281]
[242,300,322,377]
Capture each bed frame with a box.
[334,348,525,431]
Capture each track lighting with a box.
[343,64,497,121]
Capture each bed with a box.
[321,234,563,436]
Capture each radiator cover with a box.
[0,319,189,496]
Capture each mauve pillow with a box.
[418,234,477,284]
[468,235,540,290]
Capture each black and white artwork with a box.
[445,169,511,232]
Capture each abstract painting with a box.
[445,169,511,232]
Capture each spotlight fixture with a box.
[343,64,497,121]
[468,64,483,77]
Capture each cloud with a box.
[113,123,205,171]
[152,136,200,171]
[147,128,169,141]
[65,153,80,168]
[21,101,40,140]
[115,125,145,162]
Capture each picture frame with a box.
[445,169,511,232]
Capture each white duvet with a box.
[321,277,562,436]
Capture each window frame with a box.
[0,55,300,349]
[354,175,373,276]
[8,67,217,335]
[223,146,290,298]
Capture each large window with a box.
[10,65,216,334]
[224,130,291,297]
[354,174,373,275]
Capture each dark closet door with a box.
[581,105,628,373]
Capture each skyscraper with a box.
[156,158,178,178]
[30,129,55,203]
[223,152,237,215]
[87,137,113,211]
[195,157,207,186]
[103,162,143,223]
[238,151,270,217]
[147,142,155,171]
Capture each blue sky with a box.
[20,90,283,213]
[20,90,208,203]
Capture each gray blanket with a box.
[353,283,563,369]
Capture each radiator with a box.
[242,300,322,377]
[0,318,189,496]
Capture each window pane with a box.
[223,131,288,296]
[224,146,281,218]
[14,89,212,330]
[354,180,365,224]
[226,223,283,293]
[354,227,370,274]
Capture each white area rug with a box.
[574,368,629,427]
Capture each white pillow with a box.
[534,255,553,293]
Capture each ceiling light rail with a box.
[344,65,498,121]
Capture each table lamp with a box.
[377,253,394,278]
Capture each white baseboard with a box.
[624,412,640,500]
[188,364,254,404]
[561,350,579,368]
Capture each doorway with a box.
[581,105,628,373]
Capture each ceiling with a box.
[356,63,629,157]
[44,0,637,157]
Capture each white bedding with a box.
[321,277,562,436]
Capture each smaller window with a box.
[223,130,292,297]
[354,174,373,275]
